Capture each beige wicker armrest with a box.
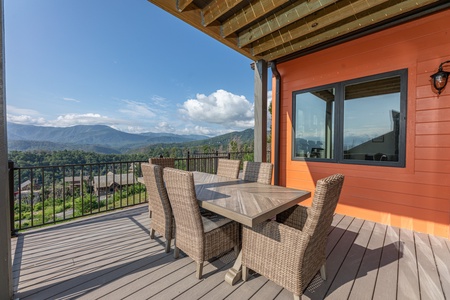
[276,204,309,231]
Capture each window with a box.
[293,69,407,167]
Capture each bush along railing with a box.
[8,150,260,235]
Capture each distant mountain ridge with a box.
[7,123,209,153]
[7,123,254,154]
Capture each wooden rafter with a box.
[238,0,337,48]
[177,0,194,12]
[252,0,391,56]
[148,0,445,62]
[202,0,243,27]
[221,0,290,37]
[262,0,438,61]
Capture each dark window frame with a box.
[292,69,407,167]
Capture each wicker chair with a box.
[242,161,273,185]
[141,163,174,253]
[149,157,175,169]
[216,158,240,179]
[163,167,240,279]
[241,173,345,300]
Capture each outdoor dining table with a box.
[193,171,311,285]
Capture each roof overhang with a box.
[148,0,450,63]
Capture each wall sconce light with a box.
[430,60,450,95]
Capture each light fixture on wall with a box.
[430,60,450,95]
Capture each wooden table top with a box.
[193,172,311,227]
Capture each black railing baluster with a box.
[8,151,254,231]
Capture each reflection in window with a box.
[294,88,334,159]
[292,69,406,167]
[343,76,401,162]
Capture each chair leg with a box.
[293,294,300,300]
[233,245,239,258]
[320,264,327,280]
[165,239,171,253]
[196,262,203,279]
[242,265,249,281]
[150,228,155,239]
[173,239,179,258]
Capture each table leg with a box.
[225,250,242,285]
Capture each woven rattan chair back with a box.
[242,161,273,185]
[163,168,205,262]
[149,157,175,169]
[141,163,174,253]
[242,173,344,299]
[303,173,344,237]
[216,159,240,179]
[164,167,240,279]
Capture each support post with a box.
[254,60,267,162]
[0,0,13,298]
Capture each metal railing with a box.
[9,151,259,234]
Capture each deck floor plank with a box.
[325,220,375,298]
[311,217,364,299]
[429,234,450,299]
[416,232,446,300]
[373,225,400,300]
[348,222,387,300]
[397,228,420,300]
[10,204,450,300]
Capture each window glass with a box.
[292,69,406,167]
[343,76,401,162]
[294,88,334,159]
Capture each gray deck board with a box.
[373,225,400,300]
[348,222,386,300]
[416,232,446,300]
[429,234,450,299]
[10,204,450,300]
[397,228,421,300]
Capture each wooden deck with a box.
[11,204,450,300]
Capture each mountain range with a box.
[7,123,254,154]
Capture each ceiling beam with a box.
[253,0,390,56]
[202,0,243,27]
[177,0,195,12]
[221,0,290,37]
[238,0,337,48]
[263,0,438,61]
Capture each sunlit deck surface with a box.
[12,204,450,300]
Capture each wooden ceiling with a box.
[148,0,449,63]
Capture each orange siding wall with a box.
[274,9,450,238]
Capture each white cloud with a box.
[7,105,40,116]
[118,99,158,118]
[180,89,254,129]
[63,97,80,102]
[7,114,47,125]
[8,112,124,128]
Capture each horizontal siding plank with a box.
[416,108,450,122]
[415,147,450,160]
[416,134,450,148]
[416,120,450,133]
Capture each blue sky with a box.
[5,0,268,136]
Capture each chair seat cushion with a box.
[200,209,233,233]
